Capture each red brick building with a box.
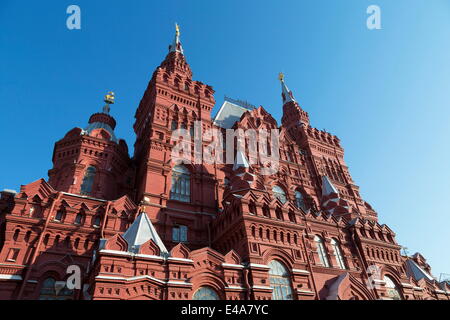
[0,26,448,300]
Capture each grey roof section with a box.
[322,176,339,196]
[122,212,169,256]
[2,189,17,194]
[233,150,250,171]
[83,121,118,143]
[281,79,296,104]
[213,99,253,129]
[406,259,434,281]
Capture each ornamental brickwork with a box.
[0,26,448,301]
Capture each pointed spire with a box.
[169,23,184,54]
[122,211,169,256]
[278,73,296,105]
[233,150,250,171]
[322,175,339,197]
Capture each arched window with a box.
[288,210,296,223]
[193,286,220,300]
[272,186,287,204]
[170,165,191,203]
[262,205,271,218]
[275,207,283,220]
[249,201,257,215]
[384,275,402,300]
[268,260,293,300]
[295,190,307,210]
[38,277,74,300]
[331,238,346,269]
[80,166,96,196]
[314,236,330,267]
[13,229,20,242]
[54,210,65,222]
[74,213,83,225]
[92,216,101,228]
[171,120,178,131]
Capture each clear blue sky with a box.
[1,1,449,277]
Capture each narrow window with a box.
[75,213,83,225]
[172,225,188,243]
[272,186,287,204]
[54,210,64,222]
[170,165,191,203]
[80,166,96,196]
[314,236,330,267]
[331,238,346,269]
[92,216,101,228]
[295,190,307,211]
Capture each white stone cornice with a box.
[95,275,192,286]
[401,283,413,288]
[252,285,272,291]
[222,263,245,269]
[225,285,246,291]
[0,274,22,280]
[292,269,310,274]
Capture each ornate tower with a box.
[132,25,220,250]
[48,92,133,200]
[279,75,377,221]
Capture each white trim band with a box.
[0,274,22,281]
[222,263,245,269]
[292,269,310,274]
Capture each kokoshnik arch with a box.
[0,25,448,300]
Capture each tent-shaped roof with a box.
[122,212,169,256]
[406,259,434,281]
[322,175,339,196]
[213,98,254,129]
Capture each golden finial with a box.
[175,23,180,37]
[104,91,115,105]
[138,202,146,214]
[278,72,285,82]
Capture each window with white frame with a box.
[268,260,293,300]
[314,235,330,267]
[331,238,346,269]
[172,225,188,243]
[170,165,191,202]
[272,185,287,204]
[384,275,402,300]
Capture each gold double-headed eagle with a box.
[104,91,115,105]
[278,72,285,82]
